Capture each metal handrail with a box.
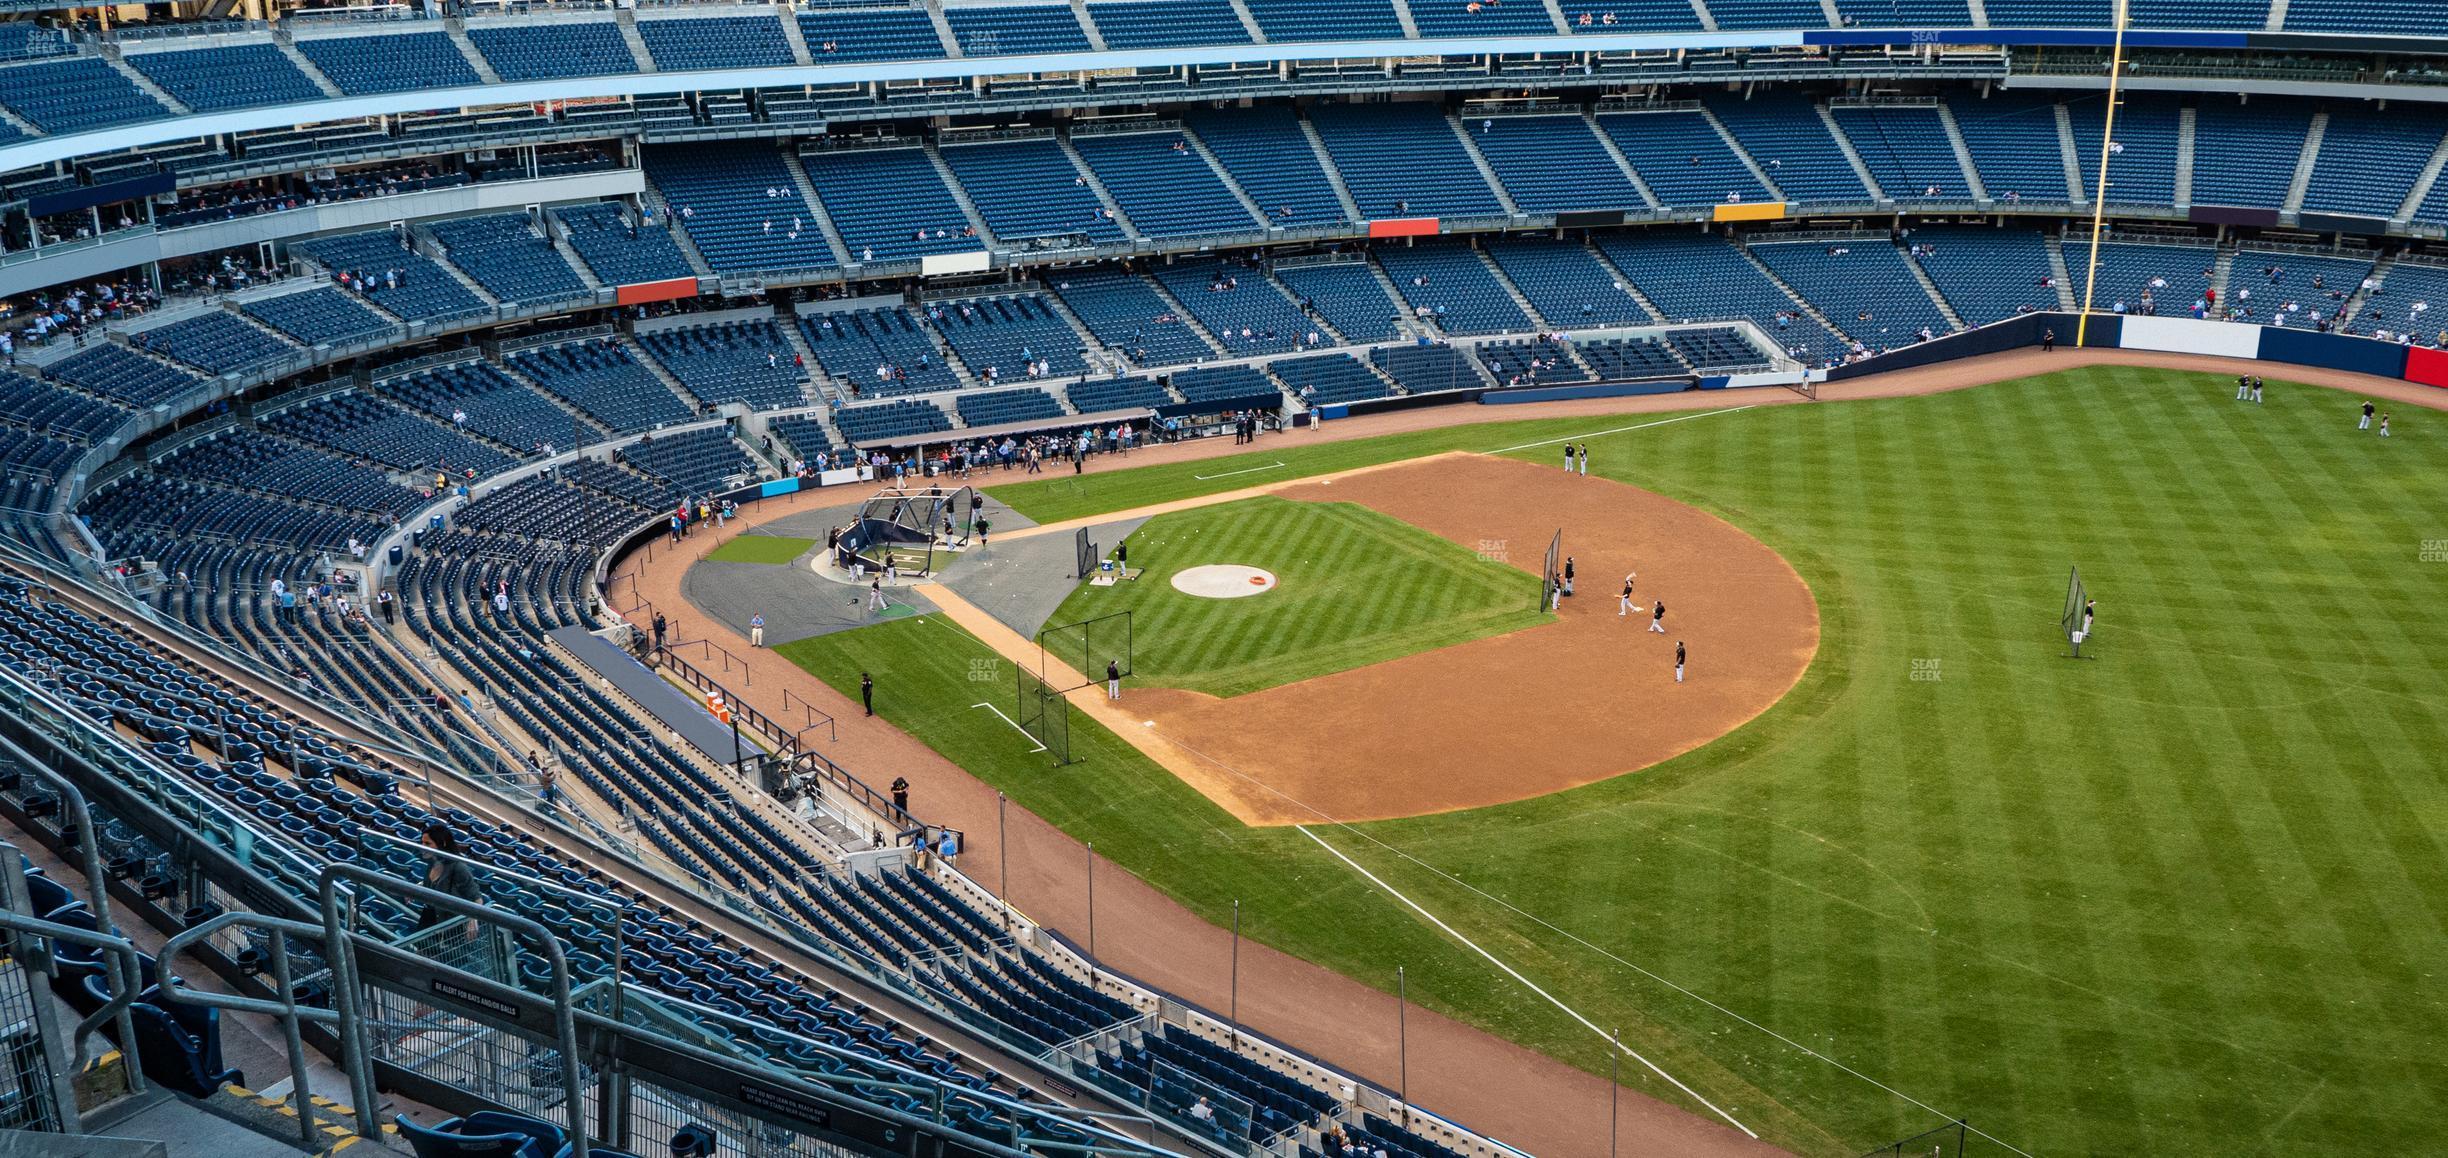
[157,913,333,1151]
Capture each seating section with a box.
[2189,98,2314,208]
[1151,260,1323,356]
[507,339,695,432]
[2128,0,2268,28]
[1184,107,1348,227]
[955,387,1067,427]
[129,312,296,376]
[1558,0,1702,30]
[1268,352,1395,404]
[297,33,481,95]
[1478,338,1591,385]
[1948,94,2072,203]
[0,57,170,134]
[239,288,397,347]
[1410,0,1558,36]
[1574,335,1687,378]
[1905,227,2062,325]
[1707,95,1869,203]
[1832,0,1969,23]
[261,391,515,477]
[1703,0,1829,28]
[1239,0,1403,40]
[467,21,636,80]
[1087,0,1253,47]
[1752,240,1952,350]
[382,358,602,453]
[1600,233,1834,360]
[801,146,984,262]
[1375,243,1533,335]
[155,427,419,517]
[552,203,699,285]
[1597,110,1771,207]
[799,308,961,397]
[128,45,322,112]
[636,15,795,70]
[835,398,953,444]
[2072,241,2219,313]
[928,295,1091,380]
[943,5,1092,55]
[1071,131,1256,239]
[1469,116,1643,215]
[427,214,590,305]
[0,372,128,443]
[1170,364,1277,404]
[2351,260,2448,336]
[617,428,754,495]
[799,9,950,61]
[1830,106,1969,200]
[1051,270,1216,366]
[2066,93,2180,208]
[647,146,839,273]
[1069,375,1172,412]
[1274,262,1403,342]
[2284,0,2448,34]
[636,320,809,410]
[1485,238,1651,329]
[1369,344,1479,393]
[1668,327,1771,371]
[1307,104,1502,219]
[2301,106,2445,220]
[2225,249,2374,325]
[767,415,844,464]
[1980,0,2110,21]
[294,230,491,323]
[43,345,205,408]
[939,139,1125,243]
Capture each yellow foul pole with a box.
[2076,0,2131,348]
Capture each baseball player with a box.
[1577,444,1589,476]
[1674,640,1686,683]
[2380,413,2391,438]
[1563,556,1576,597]
[2236,375,2251,401]
[2081,598,2096,641]
[1564,443,1576,472]
[1649,599,1667,634]
[1106,659,1122,701]
[2360,400,2375,430]
[868,577,885,611]
[1619,573,1636,617]
[2250,376,2263,403]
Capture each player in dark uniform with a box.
[1675,640,1686,683]
[1649,599,1667,634]
[2361,400,2376,430]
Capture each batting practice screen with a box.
[1540,529,1563,610]
[1015,666,1072,764]
[1037,611,1134,692]
[2061,565,2089,653]
[1075,526,1096,580]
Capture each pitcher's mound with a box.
[1172,565,1277,598]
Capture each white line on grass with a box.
[1295,824,1761,1141]
[1192,461,1287,481]
[1487,405,1760,456]
[970,702,1047,753]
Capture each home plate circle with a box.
[1171,564,1277,598]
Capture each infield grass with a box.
[704,534,817,564]
[1039,496,1547,696]
[788,367,2448,1156]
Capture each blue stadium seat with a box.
[1751,239,1953,350]
[1071,131,1256,239]
[127,45,322,112]
[1183,107,1348,228]
[1374,242,1532,335]
[1052,269,1217,366]
[0,57,170,133]
[552,204,699,286]
[1239,0,1402,40]
[1705,94,1870,203]
[1484,237,1652,328]
[799,8,950,61]
[297,32,480,96]
[240,288,398,347]
[1948,94,2072,204]
[293,229,491,324]
[801,145,984,262]
[1596,109,1771,207]
[636,321,808,409]
[1087,0,1253,46]
[468,21,638,80]
[647,146,840,273]
[1307,104,1503,220]
[1830,105,1970,200]
[2301,104,2448,220]
[426,213,591,306]
[938,138,1125,243]
[1466,116,1643,214]
[635,15,795,70]
[1274,261,1404,342]
[1905,226,2062,325]
[943,5,1092,54]
[2189,97,2314,208]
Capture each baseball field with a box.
[777,364,2448,1155]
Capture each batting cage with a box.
[835,484,976,576]
[1036,611,1134,690]
[1016,666,1073,763]
[2061,565,2090,657]
[1539,529,1564,611]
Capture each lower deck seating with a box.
[1267,353,1395,404]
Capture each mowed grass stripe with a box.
[793,369,2448,1155]
[1042,496,1546,697]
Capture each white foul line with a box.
[1192,460,1288,481]
[1295,825,1760,1140]
[1487,405,1759,456]
[970,702,1047,753]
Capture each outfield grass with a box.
[704,534,817,564]
[788,368,2448,1155]
[1040,496,1546,696]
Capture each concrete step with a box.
[615,8,658,72]
[1297,113,1366,222]
[781,150,855,267]
[2283,110,2326,214]
[447,26,503,84]
[1582,110,1663,210]
[1701,105,1785,200]
[1816,102,1886,201]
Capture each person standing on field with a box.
[1619,573,1636,617]
[2361,400,2375,430]
[2379,413,2390,438]
[2236,375,2251,401]
[749,613,765,647]
[1563,556,1576,597]
[861,672,875,716]
[1564,443,1576,472]
[2250,376,2263,403]
[1106,659,1121,701]
[1649,598,1668,634]
[1577,444,1589,476]
[1675,640,1686,684]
